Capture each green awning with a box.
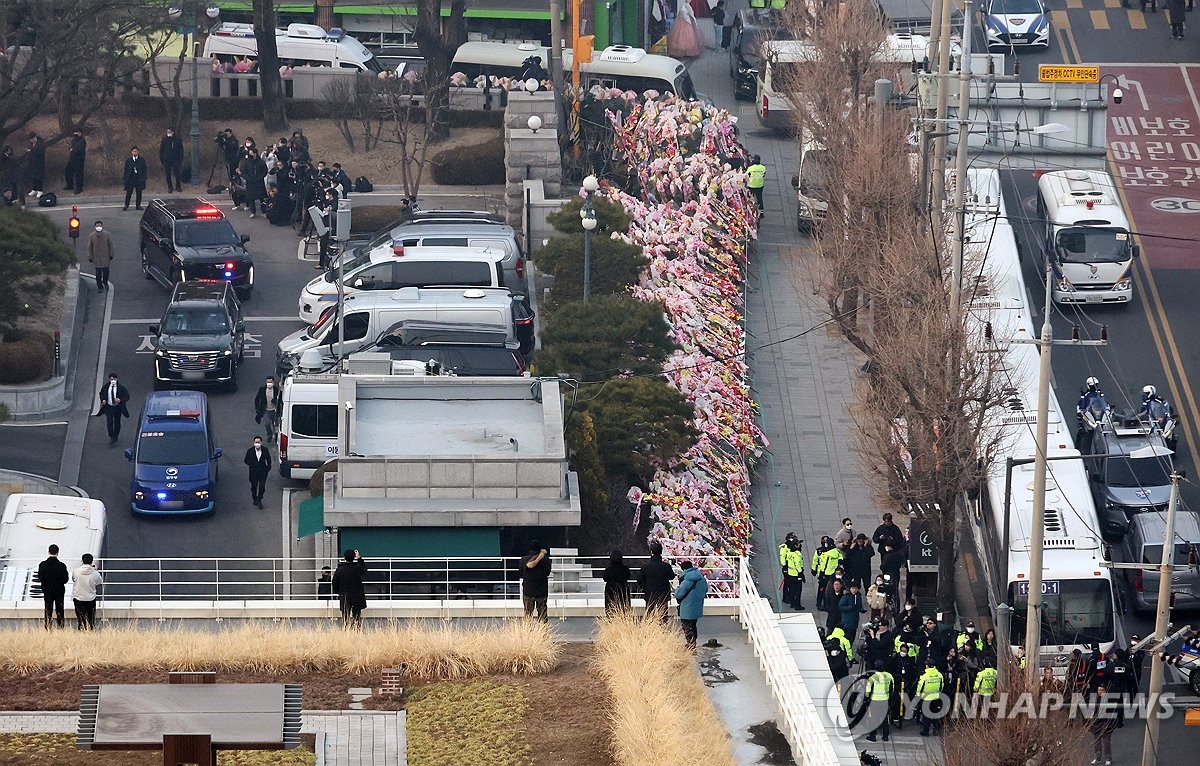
[338,527,501,558]
[297,496,325,538]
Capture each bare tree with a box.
[253,0,288,131]
[412,0,467,143]
[377,76,439,199]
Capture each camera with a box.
[215,133,228,146]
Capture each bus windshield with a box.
[1008,578,1114,647]
[1056,227,1132,264]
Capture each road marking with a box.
[1128,9,1148,28]
[1067,0,1083,7]
[91,283,115,416]
[109,316,300,325]
[0,421,69,427]
[1090,9,1111,29]
[1052,13,1083,64]
[1103,0,1121,8]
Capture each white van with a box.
[1036,169,1139,305]
[203,23,384,73]
[277,287,520,374]
[0,494,106,601]
[278,375,339,480]
[451,41,700,101]
[298,244,508,324]
[756,34,928,132]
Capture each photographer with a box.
[518,55,548,85]
[218,128,240,183]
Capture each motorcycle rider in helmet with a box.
[1075,376,1107,453]
[1140,385,1179,450]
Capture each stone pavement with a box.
[0,710,407,765]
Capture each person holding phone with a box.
[332,549,367,626]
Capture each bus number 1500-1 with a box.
[1016,581,1060,596]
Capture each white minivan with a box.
[203,23,384,73]
[298,244,508,324]
[278,375,339,480]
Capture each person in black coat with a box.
[37,544,70,629]
[331,549,368,625]
[601,550,631,615]
[23,133,46,198]
[845,534,875,589]
[238,149,268,217]
[637,540,674,622]
[64,130,87,194]
[122,146,147,211]
[97,372,131,444]
[872,512,904,551]
[243,436,272,509]
[159,129,185,193]
[221,128,240,181]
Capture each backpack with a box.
[354,176,373,193]
[37,192,57,207]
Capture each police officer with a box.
[812,536,844,610]
[956,620,983,652]
[890,640,919,728]
[974,664,998,701]
[865,661,894,742]
[916,661,945,736]
[1076,376,1106,451]
[747,154,767,217]
[779,532,806,610]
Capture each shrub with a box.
[533,294,673,381]
[0,330,52,384]
[430,137,504,185]
[534,234,647,311]
[0,403,9,423]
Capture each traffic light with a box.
[68,205,80,239]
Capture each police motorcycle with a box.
[1140,385,1179,451]
[1075,376,1110,453]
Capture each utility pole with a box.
[948,0,974,316]
[929,0,956,213]
[1140,470,1183,766]
[548,0,569,136]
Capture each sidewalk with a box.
[30,183,505,209]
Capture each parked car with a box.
[981,0,1050,52]
[728,8,794,101]
[1087,410,1175,540]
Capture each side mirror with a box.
[1131,244,1141,258]
[213,448,223,459]
[124,449,133,461]
[149,324,160,335]
[353,278,364,288]
[240,234,250,244]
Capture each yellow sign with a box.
[1038,65,1101,84]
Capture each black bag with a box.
[207,184,227,195]
[37,192,57,207]
[354,176,373,193]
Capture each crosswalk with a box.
[1055,2,1177,33]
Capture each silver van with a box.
[276,287,518,375]
[1123,510,1200,613]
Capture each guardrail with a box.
[738,564,848,766]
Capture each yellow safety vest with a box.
[957,633,983,652]
[749,0,766,7]
[830,628,853,661]
[778,543,789,567]
[769,0,787,8]
[917,669,944,701]
[747,163,767,189]
[867,671,894,701]
[975,667,998,696]
[819,546,843,576]
[783,548,805,577]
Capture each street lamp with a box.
[580,174,599,302]
[527,115,543,133]
[169,3,220,188]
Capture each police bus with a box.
[0,494,107,602]
[1035,169,1139,305]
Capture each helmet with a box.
[1085,376,1099,391]
[1143,385,1157,400]
[750,154,761,164]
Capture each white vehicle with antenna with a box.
[1036,169,1139,305]
[203,22,384,73]
[0,494,106,601]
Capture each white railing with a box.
[738,563,849,766]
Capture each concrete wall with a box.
[0,267,81,416]
[503,92,561,231]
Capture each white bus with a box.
[203,23,385,73]
[0,494,107,601]
[1036,169,1139,305]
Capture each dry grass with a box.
[407,681,531,766]
[592,616,737,766]
[0,621,559,679]
[0,732,317,765]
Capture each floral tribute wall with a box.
[589,92,768,584]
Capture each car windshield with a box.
[799,150,830,194]
[1009,579,1114,647]
[162,307,230,335]
[327,250,377,282]
[175,219,240,248]
[1056,227,1132,264]
[1105,456,1171,488]
[992,0,1042,13]
[137,430,210,466]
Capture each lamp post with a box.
[580,174,599,301]
[169,4,220,187]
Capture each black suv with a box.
[139,198,254,297]
[149,282,246,391]
[729,9,794,101]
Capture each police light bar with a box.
[194,206,222,218]
[328,27,345,41]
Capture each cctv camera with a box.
[1112,87,1124,105]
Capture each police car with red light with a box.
[125,391,223,515]
[139,198,255,298]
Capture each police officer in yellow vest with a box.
[749,0,766,7]
[812,536,844,610]
[865,661,894,742]
[779,532,807,611]
[747,154,766,218]
[956,621,984,652]
[916,662,945,736]
[769,0,788,7]
[974,665,998,700]
[829,626,853,661]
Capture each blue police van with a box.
[124,390,222,514]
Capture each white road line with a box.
[92,280,115,416]
[109,316,301,325]
[281,488,293,598]
[0,421,69,427]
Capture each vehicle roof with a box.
[391,221,517,237]
[1096,422,1170,457]
[764,33,928,63]
[143,390,208,420]
[342,286,516,308]
[1129,509,1200,543]
[171,282,233,303]
[362,243,507,264]
[400,209,506,224]
[151,198,226,220]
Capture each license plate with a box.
[181,371,204,381]
[158,501,185,510]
